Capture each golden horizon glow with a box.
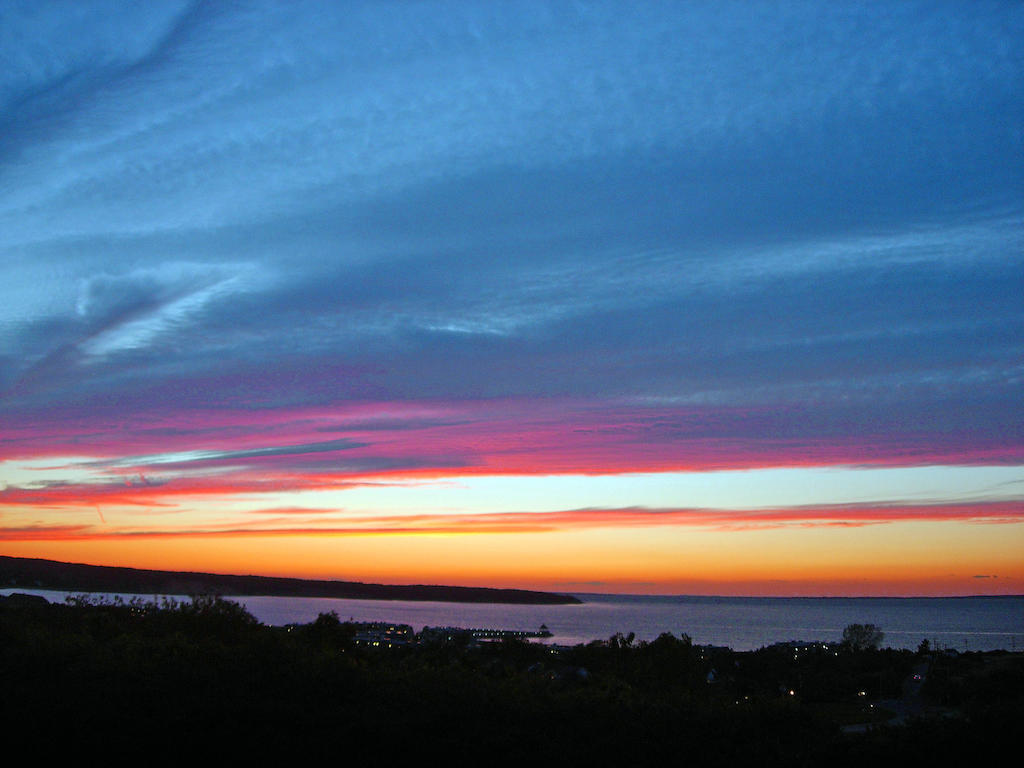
[4,515,1022,597]
[3,414,1023,598]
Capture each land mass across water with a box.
[0,555,580,605]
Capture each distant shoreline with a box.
[0,555,581,605]
[571,591,1024,601]
[3,556,1017,604]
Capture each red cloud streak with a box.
[2,500,1021,541]
[2,400,1020,512]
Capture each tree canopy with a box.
[842,623,884,651]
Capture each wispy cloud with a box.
[4,499,1022,542]
[2,399,1021,516]
[0,2,1021,591]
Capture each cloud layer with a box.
[1,2,1021,591]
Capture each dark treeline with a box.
[0,555,580,604]
[2,593,1020,765]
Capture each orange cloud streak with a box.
[3,500,1021,542]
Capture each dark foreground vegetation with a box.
[2,593,1020,766]
[0,554,579,604]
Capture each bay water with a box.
[5,588,1022,651]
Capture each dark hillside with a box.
[1,593,1018,765]
[0,555,580,604]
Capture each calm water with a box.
[5,588,1022,651]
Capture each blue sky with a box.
[1,1,1022,593]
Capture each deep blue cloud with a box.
[0,0,1020,442]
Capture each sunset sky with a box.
[1,1,1022,596]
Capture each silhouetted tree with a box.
[842,623,884,651]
